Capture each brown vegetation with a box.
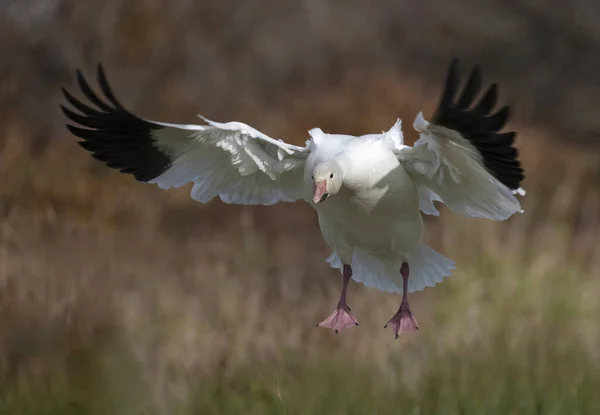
[1,1,600,413]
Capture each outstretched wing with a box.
[396,59,525,220]
[60,65,310,205]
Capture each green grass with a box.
[1,265,598,415]
[185,351,600,415]
[1,215,598,414]
[3,344,598,415]
[1,124,599,414]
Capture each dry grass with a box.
[3,1,600,411]
[1,102,600,413]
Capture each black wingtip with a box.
[95,62,127,112]
[448,57,459,81]
[59,104,72,119]
[60,67,172,183]
[456,65,481,110]
[438,58,459,112]
[432,58,525,190]
[449,57,459,71]
[473,83,498,116]
[76,68,113,111]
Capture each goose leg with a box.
[385,262,419,338]
[316,264,359,333]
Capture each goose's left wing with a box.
[395,59,525,220]
[61,65,310,205]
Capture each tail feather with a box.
[326,243,455,294]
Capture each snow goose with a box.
[60,59,525,338]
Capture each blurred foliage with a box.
[1,0,600,414]
[4,0,600,148]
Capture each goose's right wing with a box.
[61,65,310,205]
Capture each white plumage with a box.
[61,58,525,337]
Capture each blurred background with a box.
[1,0,600,413]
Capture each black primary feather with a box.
[432,58,525,190]
[60,64,172,182]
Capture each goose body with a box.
[60,59,525,337]
[307,131,423,263]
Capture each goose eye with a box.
[330,173,334,178]
[311,175,314,180]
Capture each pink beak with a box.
[313,181,329,204]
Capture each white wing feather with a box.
[395,112,522,220]
[148,117,310,205]
[61,65,311,206]
[393,60,525,220]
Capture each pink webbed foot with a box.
[316,304,359,334]
[317,264,358,334]
[385,261,419,339]
[384,305,419,339]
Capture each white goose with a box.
[61,59,525,338]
